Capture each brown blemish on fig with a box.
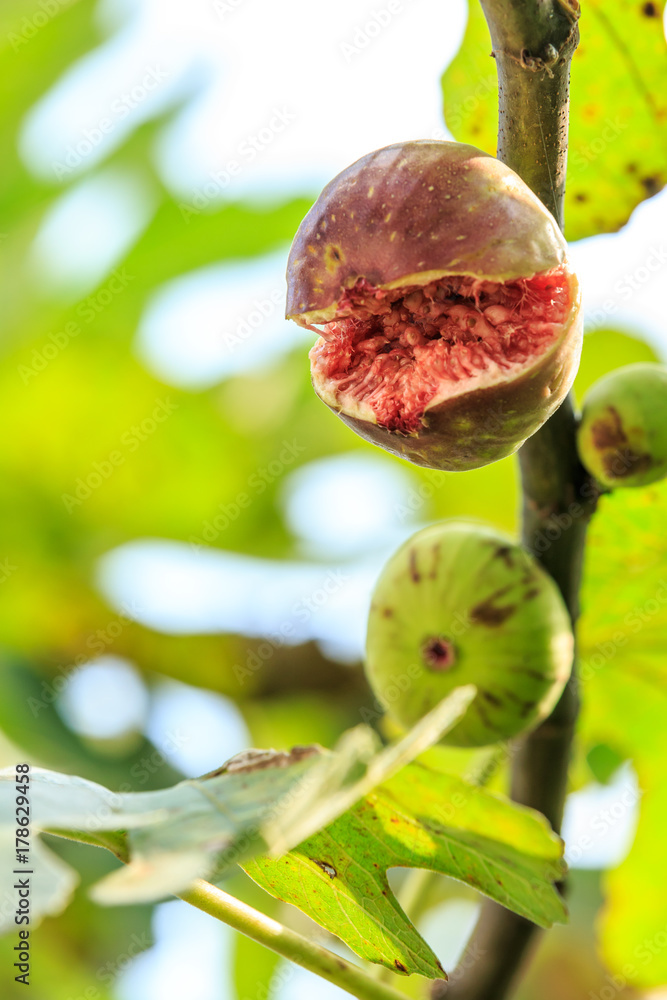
[481,689,502,707]
[524,588,541,600]
[474,697,494,731]
[430,543,441,578]
[495,545,515,569]
[409,549,421,582]
[642,1,658,16]
[470,598,516,626]
[500,687,539,715]
[382,607,394,618]
[511,666,548,682]
[592,406,627,449]
[591,407,653,480]
[422,636,456,671]
[603,448,653,479]
[324,244,344,273]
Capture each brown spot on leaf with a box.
[641,175,662,197]
[314,860,337,879]
[209,744,321,777]
[394,960,408,973]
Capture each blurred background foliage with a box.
[1,0,667,998]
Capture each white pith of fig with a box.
[287,141,583,472]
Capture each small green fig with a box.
[577,363,667,489]
[365,521,573,747]
[286,140,583,472]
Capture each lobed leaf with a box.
[244,760,567,979]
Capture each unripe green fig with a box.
[287,140,583,472]
[576,363,667,489]
[365,521,573,747]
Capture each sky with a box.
[20,0,667,994]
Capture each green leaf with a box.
[244,760,567,979]
[262,686,476,856]
[0,690,474,922]
[579,481,667,987]
[442,0,667,240]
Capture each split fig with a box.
[365,521,573,747]
[287,141,583,471]
[576,363,667,489]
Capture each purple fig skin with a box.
[286,140,583,473]
[287,141,568,325]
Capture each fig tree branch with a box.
[180,880,410,1000]
[482,0,580,230]
[432,2,596,998]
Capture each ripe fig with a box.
[287,140,583,471]
[576,363,667,489]
[365,521,573,747]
